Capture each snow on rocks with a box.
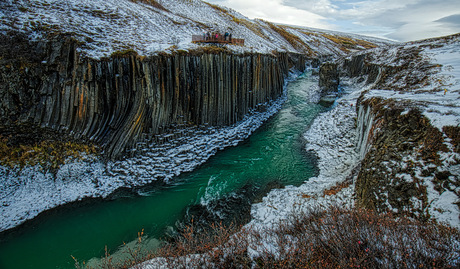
[249,34,460,232]
[361,35,460,131]
[249,89,360,230]
[134,36,460,267]
[351,34,460,228]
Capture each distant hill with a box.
[0,0,392,58]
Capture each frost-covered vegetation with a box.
[75,206,460,268]
[1,1,459,268]
[0,0,392,234]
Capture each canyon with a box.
[0,2,458,268]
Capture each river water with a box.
[0,71,325,269]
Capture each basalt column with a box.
[0,36,296,159]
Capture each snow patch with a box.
[249,90,360,230]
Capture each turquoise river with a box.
[0,71,327,268]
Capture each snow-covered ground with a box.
[358,35,460,228]
[133,35,460,267]
[2,0,458,263]
[134,75,370,269]
[136,66,460,266]
[249,35,460,232]
[0,0,391,59]
[363,35,460,130]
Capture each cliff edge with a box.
[343,34,460,227]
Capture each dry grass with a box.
[204,2,229,14]
[323,180,352,197]
[0,135,98,170]
[443,126,460,153]
[129,0,169,12]
[249,207,458,268]
[77,206,460,268]
[320,33,377,52]
[232,18,268,40]
[110,48,138,58]
[264,22,313,55]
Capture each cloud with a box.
[436,14,460,28]
[205,0,331,29]
[358,1,460,41]
[284,0,338,15]
[206,0,460,41]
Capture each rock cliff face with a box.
[0,34,305,159]
[318,62,339,96]
[355,100,439,219]
[340,35,460,226]
[0,0,387,233]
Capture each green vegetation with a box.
[110,48,138,58]
[74,205,459,268]
[165,46,231,56]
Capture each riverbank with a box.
[249,79,360,229]
[0,68,329,269]
[0,72,291,233]
[137,35,460,268]
[136,72,460,268]
[0,0,388,235]
[251,34,460,232]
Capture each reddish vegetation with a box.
[78,206,460,268]
[323,180,352,197]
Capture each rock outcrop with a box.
[340,34,460,226]
[318,62,339,95]
[0,34,306,159]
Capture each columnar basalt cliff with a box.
[338,35,460,226]
[0,0,390,233]
[0,34,306,159]
[318,62,339,95]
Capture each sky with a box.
[205,0,460,41]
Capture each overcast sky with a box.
[206,0,460,41]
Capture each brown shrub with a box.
[82,206,459,268]
[443,126,460,153]
[252,207,459,268]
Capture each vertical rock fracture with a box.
[0,35,306,159]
